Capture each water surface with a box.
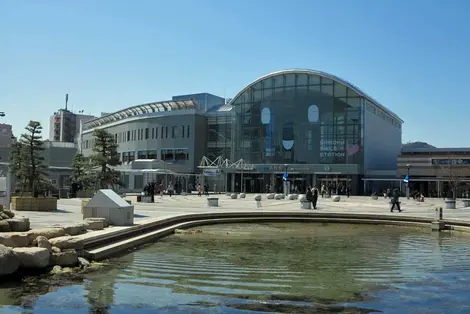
[1,223,470,313]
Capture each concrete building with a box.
[80,70,403,195]
[0,123,14,149]
[397,147,470,198]
[50,109,96,143]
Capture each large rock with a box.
[0,245,20,276]
[275,194,284,200]
[0,233,30,247]
[266,193,275,199]
[3,210,14,219]
[78,257,90,268]
[13,247,50,269]
[254,194,262,201]
[0,212,9,220]
[49,236,84,250]
[36,236,52,252]
[332,195,341,202]
[27,228,65,241]
[62,223,87,236]
[0,220,10,232]
[51,246,61,253]
[51,250,78,267]
[6,218,30,232]
[239,193,246,198]
[230,193,238,199]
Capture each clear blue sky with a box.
[2,0,470,147]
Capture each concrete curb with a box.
[82,211,456,261]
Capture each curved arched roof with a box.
[228,69,403,123]
[83,99,199,130]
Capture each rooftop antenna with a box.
[65,93,69,111]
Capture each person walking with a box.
[390,188,402,212]
[167,182,174,197]
[312,186,319,209]
[306,186,313,209]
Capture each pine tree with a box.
[70,153,94,190]
[90,129,122,189]
[10,121,48,196]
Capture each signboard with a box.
[203,169,221,176]
[320,139,345,158]
[431,159,470,165]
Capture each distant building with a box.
[49,109,96,143]
[0,123,14,148]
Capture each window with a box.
[127,131,130,141]
[151,127,155,139]
[145,128,149,139]
[122,152,129,163]
[138,151,147,159]
[172,126,177,138]
[128,151,135,162]
[181,125,185,138]
[148,150,158,159]
[156,127,159,139]
[165,126,168,138]
[161,126,164,138]
[137,129,141,140]
[175,149,188,161]
[187,125,190,138]
[161,149,174,161]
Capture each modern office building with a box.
[50,109,96,143]
[80,70,403,194]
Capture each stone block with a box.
[84,217,108,228]
[27,227,66,241]
[266,193,275,199]
[84,218,105,230]
[11,196,57,211]
[298,195,307,202]
[239,193,246,198]
[49,236,84,250]
[6,219,30,232]
[13,247,50,269]
[0,220,10,232]
[332,195,341,202]
[254,194,262,201]
[51,246,61,253]
[62,223,87,236]
[275,194,284,200]
[2,210,14,218]
[288,194,296,200]
[51,250,78,267]
[0,245,20,276]
[207,198,219,207]
[300,201,312,209]
[0,233,30,247]
[36,236,52,252]
[0,212,9,220]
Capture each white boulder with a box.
[49,236,84,250]
[239,193,246,198]
[266,193,275,199]
[332,195,341,202]
[51,250,78,267]
[254,194,262,201]
[230,193,238,199]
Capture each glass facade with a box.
[230,72,364,166]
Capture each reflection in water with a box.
[1,223,470,313]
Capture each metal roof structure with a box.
[199,156,254,171]
[83,99,200,129]
[228,69,403,123]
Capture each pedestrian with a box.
[312,186,319,209]
[390,188,402,212]
[167,182,174,197]
[306,186,313,209]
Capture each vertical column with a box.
[129,173,135,191]
[231,173,235,193]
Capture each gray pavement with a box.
[13,194,470,229]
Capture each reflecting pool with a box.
[2,223,470,313]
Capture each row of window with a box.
[121,149,190,163]
[82,125,191,149]
[365,101,401,129]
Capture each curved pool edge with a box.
[82,211,463,261]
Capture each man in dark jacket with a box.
[390,188,402,212]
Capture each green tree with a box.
[10,121,48,196]
[70,153,94,190]
[90,129,122,189]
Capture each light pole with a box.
[284,164,288,196]
[406,164,411,199]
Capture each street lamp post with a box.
[406,164,411,199]
[284,164,288,196]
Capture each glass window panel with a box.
[347,97,361,107]
[347,88,360,98]
[322,77,333,84]
[309,75,321,85]
[274,75,284,88]
[297,74,308,86]
[309,85,321,92]
[254,89,262,101]
[285,74,295,86]
[321,84,333,96]
[334,83,347,97]
[263,88,272,97]
[263,78,273,89]
[244,89,252,103]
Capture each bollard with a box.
[256,200,262,208]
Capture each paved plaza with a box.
[13,194,470,229]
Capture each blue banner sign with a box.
[431,159,470,165]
